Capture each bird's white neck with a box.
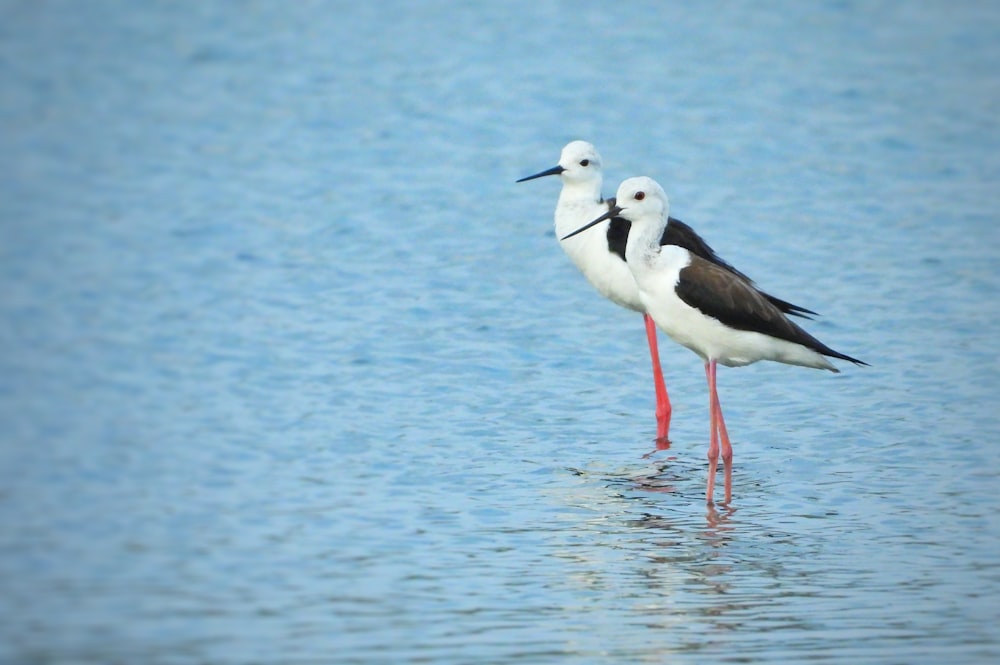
[625,215,668,271]
[556,178,603,208]
[554,179,606,239]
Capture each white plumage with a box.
[518,142,670,441]
[529,141,644,310]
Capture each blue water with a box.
[1,1,998,662]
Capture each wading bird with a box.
[562,176,866,504]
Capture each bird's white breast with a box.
[554,198,644,312]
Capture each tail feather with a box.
[763,293,819,319]
[822,346,868,367]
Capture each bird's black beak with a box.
[560,205,623,241]
[516,164,565,183]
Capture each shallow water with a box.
[1,1,999,663]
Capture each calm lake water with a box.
[1,1,999,663]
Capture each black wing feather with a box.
[675,257,867,366]
[605,213,818,319]
[602,197,631,261]
[662,217,748,281]
[665,217,818,318]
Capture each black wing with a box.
[662,217,748,280]
[663,217,818,319]
[602,197,631,262]
[599,205,819,320]
[675,256,866,366]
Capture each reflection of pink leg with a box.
[644,314,672,444]
[704,361,719,504]
[707,361,733,504]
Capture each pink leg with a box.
[644,314,672,445]
[707,360,734,504]
[704,362,719,504]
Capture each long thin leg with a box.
[704,361,719,504]
[707,360,734,504]
[644,314,672,445]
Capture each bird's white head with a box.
[613,176,669,226]
[559,175,670,243]
[556,140,603,185]
[516,140,603,186]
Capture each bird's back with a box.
[629,249,859,370]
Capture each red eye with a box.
[634,191,645,201]
[579,159,589,167]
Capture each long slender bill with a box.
[515,164,565,183]
[560,205,623,241]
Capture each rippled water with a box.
[2,1,998,663]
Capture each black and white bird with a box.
[518,141,814,445]
[562,176,866,505]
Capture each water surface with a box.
[1,1,998,662]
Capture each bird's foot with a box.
[642,436,671,459]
